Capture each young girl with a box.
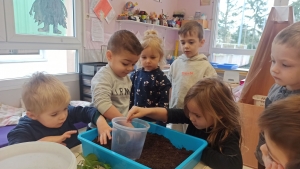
[258,95,300,169]
[127,78,242,169]
[130,30,171,126]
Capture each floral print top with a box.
[130,67,171,109]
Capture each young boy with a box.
[255,22,300,169]
[258,95,300,169]
[91,30,143,120]
[7,72,112,148]
[168,21,217,132]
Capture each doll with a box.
[29,0,68,34]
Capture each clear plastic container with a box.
[111,117,150,160]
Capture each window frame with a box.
[0,0,6,42]
[4,0,82,44]
[209,0,290,64]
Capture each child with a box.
[258,95,300,169]
[168,21,217,132]
[127,78,243,169]
[130,30,171,126]
[91,30,144,121]
[255,22,300,169]
[7,72,112,148]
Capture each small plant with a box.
[77,153,111,169]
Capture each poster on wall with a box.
[93,0,115,24]
[200,0,211,6]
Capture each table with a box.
[70,145,211,169]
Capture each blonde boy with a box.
[8,72,112,148]
[91,30,143,120]
[168,21,217,132]
[255,22,300,169]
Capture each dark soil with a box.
[93,133,193,169]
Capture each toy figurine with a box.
[29,0,68,34]
[122,1,138,16]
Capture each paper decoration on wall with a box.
[29,0,68,34]
[91,18,104,42]
[200,0,211,6]
[93,0,116,24]
[89,0,99,18]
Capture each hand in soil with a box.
[127,106,149,122]
[97,116,113,145]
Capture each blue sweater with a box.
[7,105,100,148]
[130,67,171,109]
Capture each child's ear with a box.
[199,39,205,47]
[26,111,37,120]
[106,50,113,61]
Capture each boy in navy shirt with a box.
[8,72,112,148]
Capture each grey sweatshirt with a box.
[168,54,217,108]
[91,64,131,117]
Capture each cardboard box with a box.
[181,19,208,29]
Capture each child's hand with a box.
[261,144,284,169]
[39,130,77,145]
[126,106,148,122]
[96,116,112,145]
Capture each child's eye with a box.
[181,42,185,45]
[64,107,68,111]
[282,64,289,67]
[122,63,129,66]
[196,115,201,118]
[189,42,194,44]
[51,113,57,117]
[270,59,275,63]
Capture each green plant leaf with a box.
[85,154,98,162]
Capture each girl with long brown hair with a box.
[127,78,242,169]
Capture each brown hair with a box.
[137,30,165,68]
[22,72,70,114]
[273,22,300,51]
[258,95,300,169]
[178,21,204,40]
[107,30,144,56]
[183,78,241,151]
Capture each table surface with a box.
[70,145,211,169]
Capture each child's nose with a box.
[270,64,279,73]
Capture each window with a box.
[0,0,82,80]
[4,0,81,43]
[0,0,5,41]
[210,0,273,69]
[289,0,300,21]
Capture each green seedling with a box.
[77,153,111,169]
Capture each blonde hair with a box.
[137,30,166,69]
[273,21,300,53]
[22,72,70,114]
[259,95,300,169]
[183,78,241,151]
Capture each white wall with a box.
[0,73,80,108]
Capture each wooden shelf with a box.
[116,20,210,31]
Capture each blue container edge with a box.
[78,122,208,169]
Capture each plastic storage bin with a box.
[216,63,238,70]
[111,117,150,160]
[253,95,267,107]
[78,122,208,169]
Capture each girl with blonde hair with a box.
[130,30,171,126]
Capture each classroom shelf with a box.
[79,62,107,101]
[116,20,210,31]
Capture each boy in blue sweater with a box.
[8,72,112,148]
